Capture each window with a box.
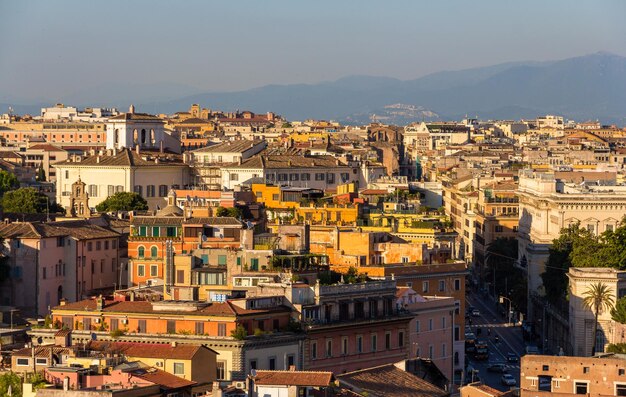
[250,258,259,271]
[342,337,348,355]
[428,318,433,331]
[454,325,460,341]
[177,270,184,284]
[138,226,147,237]
[268,357,276,370]
[620,369,626,376]
[315,173,325,181]
[65,170,69,179]
[137,265,145,277]
[88,184,98,197]
[216,361,226,380]
[230,173,239,181]
[134,185,142,196]
[42,267,47,279]
[357,335,363,353]
[195,322,204,335]
[150,265,158,277]
[311,341,317,359]
[340,172,349,182]
[152,227,160,237]
[278,173,288,181]
[385,332,391,350]
[35,358,47,365]
[96,241,101,250]
[250,360,257,370]
[416,320,420,333]
[402,257,409,263]
[159,185,168,197]
[542,365,549,371]
[327,173,335,184]
[287,354,295,369]
[495,225,503,232]
[218,323,227,337]
[110,319,119,331]
[16,358,29,366]
[442,316,446,329]
[289,173,299,181]
[104,240,109,250]
[454,279,461,291]
[442,343,446,357]
[616,384,626,396]
[301,173,310,181]
[167,320,176,334]
[218,255,227,266]
[398,331,404,347]
[272,194,279,200]
[138,246,145,258]
[173,363,184,375]
[326,339,332,358]
[583,366,589,373]
[151,246,158,259]
[587,224,595,234]
[422,281,429,293]
[88,241,93,251]
[575,381,588,394]
[146,185,155,197]
[137,320,146,333]
[439,280,445,292]
[429,345,434,359]
[371,334,377,352]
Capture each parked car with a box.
[487,362,508,373]
[506,352,519,363]
[501,373,517,386]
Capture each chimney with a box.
[129,291,135,301]
[288,365,296,371]
[96,295,104,311]
[129,104,135,114]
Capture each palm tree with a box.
[582,282,615,355]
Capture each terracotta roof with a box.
[0,220,119,240]
[87,341,207,360]
[227,154,348,170]
[464,383,506,396]
[337,364,448,397]
[13,346,71,358]
[54,149,185,167]
[52,297,237,317]
[177,117,210,125]
[130,367,196,389]
[109,112,163,122]
[192,140,263,154]
[27,144,66,152]
[131,216,242,227]
[253,370,333,387]
[0,151,23,159]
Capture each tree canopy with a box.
[542,220,626,305]
[0,169,19,197]
[95,192,148,212]
[215,206,242,218]
[1,187,60,214]
[611,296,626,324]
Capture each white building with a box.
[568,267,626,357]
[517,170,626,312]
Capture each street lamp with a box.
[499,296,513,326]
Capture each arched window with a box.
[114,129,119,145]
[138,246,145,258]
[151,246,158,259]
[141,129,146,144]
[150,129,155,144]
[133,129,138,144]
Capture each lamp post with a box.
[499,296,513,326]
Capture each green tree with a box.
[541,223,597,305]
[607,343,626,354]
[582,282,615,355]
[611,296,626,324]
[231,324,248,340]
[95,191,148,212]
[1,187,53,214]
[215,206,242,218]
[0,372,22,397]
[36,165,46,182]
[0,169,19,196]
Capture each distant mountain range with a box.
[3,52,626,125]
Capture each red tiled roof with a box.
[130,367,196,389]
[13,346,71,358]
[52,298,237,317]
[87,341,207,360]
[253,370,333,387]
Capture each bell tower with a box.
[68,178,90,218]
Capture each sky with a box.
[1,0,625,103]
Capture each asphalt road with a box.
[465,290,526,392]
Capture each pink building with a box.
[396,287,456,385]
[0,220,121,316]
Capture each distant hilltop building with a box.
[41,103,119,122]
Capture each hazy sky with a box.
[1,0,625,102]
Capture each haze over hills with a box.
[3,52,626,125]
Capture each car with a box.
[506,352,519,363]
[487,362,508,373]
[501,373,517,386]
[471,308,481,316]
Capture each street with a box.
[465,289,526,392]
